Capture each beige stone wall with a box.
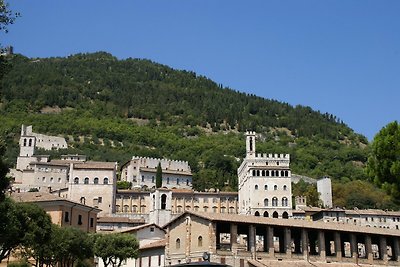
[69,167,116,215]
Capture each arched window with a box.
[50,177,54,183]
[264,185,268,190]
[271,171,275,177]
[161,194,167,210]
[23,138,27,146]
[266,170,270,176]
[282,197,288,207]
[177,178,180,185]
[283,185,287,191]
[282,211,289,219]
[262,170,265,176]
[263,211,269,217]
[80,197,86,204]
[252,170,256,176]
[167,177,170,184]
[285,170,289,177]
[264,198,269,206]
[74,177,79,184]
[255,211,260,216]
[151,176,155,183]
[177,205,183,213]
[272,197,278,206]
[94,177,99,184]
[198,236,203,247]
[132,205,137,213]
[176,238,180,249]
[274,185,278,191]
[123,205,129,212]
[186,179,189,186]
[255,184,258,190]
[213,206,218,213]
[204,206,208,212]
[275,170,279,176]
[116,205,120,212]
[84,177,89,184]
[273,211,279,218]
[256,170,260,176]
[28,139,32,146]
[103,177,109,184]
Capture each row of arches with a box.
[255,184,288,191]
[251,169,289,177]
[174,205,236,214]
[254,210,289,219]
[263,197,289,207]
[74,177,109,185]
[116,204,147,213]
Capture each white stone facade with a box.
[120,156,192,189]
[238,131,292,218]
[68,162,117,216]
[317,176,333,208]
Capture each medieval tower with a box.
[238,131,292,218]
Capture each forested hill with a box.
[1,52,363,141]
[1,52,389,209]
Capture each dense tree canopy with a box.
[93,233,139,267]
[366,121,400,200]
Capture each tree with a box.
[0,139,9,201]
[41,225,93,267]
[156,162,162,188]
[93,233,139,267]
[17,203,53,267]
[1,0,19,80]
[366,121,400,199]
[0,200,52,264]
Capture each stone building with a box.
[114,189,238,224]
[11,191,100,232]
[120,156,192,190]
[317,176,333,208]
[238,131,292,218]
[68,161,117,216]
[164,211,400,266]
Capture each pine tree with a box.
[156,162,162,188]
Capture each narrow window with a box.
[274,185,277,190]
[64,211,69,222]
[264,185,268,190]
[151,176,155,183]
[177,178,180,185]
[94,177,99,184]
[198,236,203,247]
[283,185,287,191]
[161,194,167,210]
[167,177,170,184]
[103,177,109,184]
[78,214,82,225]
[90,218,94,227]
[98,197,102,203]
[186,179,189,186]
[255,185,258,190]
[84,177,89,184]
[176,238,180,249]
[74,177,79,184]
[28,139,32,146]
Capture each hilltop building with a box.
[120,156,193,190]
[237,131,292,218]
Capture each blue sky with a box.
[2,1,400,141]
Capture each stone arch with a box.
[263,211,269,217]
[282,211,289,219]
[264,198,268,206]
[273,211,279,218]
[255,211,260,216]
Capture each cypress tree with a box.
[156,162,162,188]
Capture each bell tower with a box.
[246,131,256,158]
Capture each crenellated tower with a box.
[238,132,293,219]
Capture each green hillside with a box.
[0,52,395,209]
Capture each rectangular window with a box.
[64,211,69,222]
[98,197,102,203]
[158,255,161,266]
[148,256,151,267]
[78,214,82,225]
[90,218,94,228]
